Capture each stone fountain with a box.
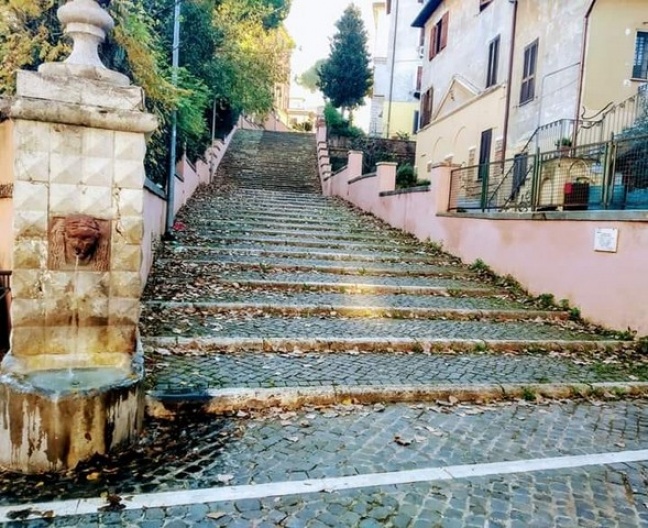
[0,0,157,472]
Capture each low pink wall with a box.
[142,127,236,283]
[319,140,648,335]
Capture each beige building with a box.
[413,0,648,174]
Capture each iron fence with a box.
[449,134,648,212]
[0,271,10,354]
[449,155,536,211]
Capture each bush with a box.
[396,163,417,188]
[324,103,364,138]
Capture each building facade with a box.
[413,0,648,175]
[370,0,424,138]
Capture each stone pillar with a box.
[376,162,397,194]
[0,0,157,473]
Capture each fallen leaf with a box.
[207,512,227,520]
[394,435,412,446]
[217,474,234,484]
[86,472,101,482]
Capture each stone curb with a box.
[143,336,628,355]
[154,258,471,278]
[212,279,495,296]
[145,382,648,417]
[142,301,568,322]
[166,246,445,264]
[176,235,421,252]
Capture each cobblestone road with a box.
[2,401,648,526]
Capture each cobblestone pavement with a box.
[2,130,638,526]
[144,291,525,311]
[2,401,648,526]
[143,315,597,340]
[148,352,632,392]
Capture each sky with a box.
[284,0,375,77]
[283,0,376,126]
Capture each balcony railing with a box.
[448,134,648,213]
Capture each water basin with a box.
[25,367,131,393]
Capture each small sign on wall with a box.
[594,228,619,253]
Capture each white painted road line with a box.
[2,448,648,522]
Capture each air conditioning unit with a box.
[417,45,425,59]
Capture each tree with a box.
[318,4,372,117]
[0,0,292,184]
[297,58,326,92]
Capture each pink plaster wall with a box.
[141,127,236,283]
[320,145,648,335]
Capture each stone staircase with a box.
[142,129,643,414]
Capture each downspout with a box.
[574,0,598,144]
[501,0,518,159]
[385,0,399,138]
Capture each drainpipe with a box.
[501,0,518,159]
[385,0,399,138]
[574,0,598,144]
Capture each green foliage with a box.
[324,103,364,137]
[0,0,292,185]
[396,163,417,189]
[536,293,556,310]
[318,5,372,112]
[297,58,326,92]
[469,259,494,276]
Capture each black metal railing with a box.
[449,134,648,212]
[0,271,10,354]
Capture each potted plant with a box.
[555,137,572,152]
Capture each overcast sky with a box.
[284,0,376,76]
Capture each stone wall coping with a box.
[16,71,144,112]
[380,185,431,197]
[348,172,377,185]
[323,165,348,182]
[2,97,157,134]
[144,177,166,200]
[438,210,648,222]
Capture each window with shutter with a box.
[386,0,392,15]
[520,39,538,104]
[440,12,449,50]
[429,12,449,60]
[486,35,500,88]
[419,88,434,128]
[633,32,648,79]
[416,66,422,93]
[429,25,437,60]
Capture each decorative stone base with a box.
[0,346,144,473]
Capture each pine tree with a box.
[318,4,372,117]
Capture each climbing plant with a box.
[0,0,292,185]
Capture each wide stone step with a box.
[142,314,604,342]
[162,245,447,264]
[142,301,564,323]
[171,233,423,253]
[146,351,634,395]
[144,290,527,312]
[153,254,468,277]
[177,228,409,245]
[192,218,397,234]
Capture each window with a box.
[386,0,392,14]
[413,110,420,134]
[633,32,648,79]
[520,39,538,104]
[429,12,449,60]
[486,35,500,88]
[480,0,493,11]
[419,88,434,128]
[415,66,422,94]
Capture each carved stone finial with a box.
[58,0,114,69]
[38,0,129,86]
